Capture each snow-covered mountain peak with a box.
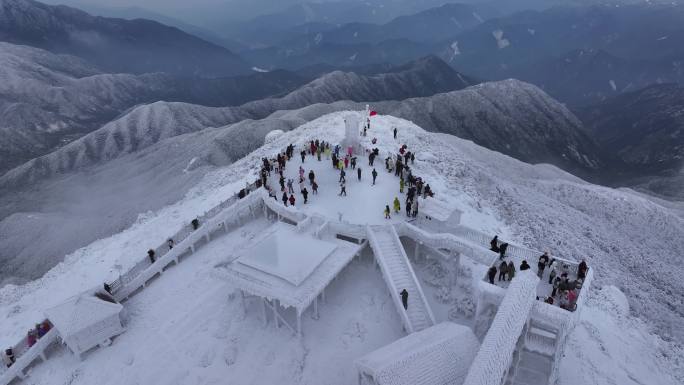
[1,112,681,385]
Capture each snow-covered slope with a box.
[1,78,595,188]
[0,0,250,76]
[0,49,469,178]
[0,79,602,283]
[0,113,681,385]
[0,42,170,173]
[0,41,312,174]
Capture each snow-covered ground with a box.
[1,112,682,385]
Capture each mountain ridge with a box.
[0,0,250,76]
[0,77,595,189]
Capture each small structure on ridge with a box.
[44,290,124,360]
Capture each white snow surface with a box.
[492,30,510,49]
[0,112,682,385]
[43,294,122,339]
[236,224,336,286]
[251,66,269,73]
[356,322,479,385]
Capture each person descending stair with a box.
[400,289,408,310]
[282,192,288,206]
[393,197,401,213]
[289,194,296,207]
[508,261,516,281]
[488,265,497,284]
[490,235,500,252]
[384,205,391,219]
[499,242,509,259]
[499,260,508,281]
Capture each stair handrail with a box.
[395,222,497,267]
[365,225,414,334]
[387,225,436,327]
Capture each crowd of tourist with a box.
[257,123,436,223]
[487,236,589,311]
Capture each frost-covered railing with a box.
[463,272,539,385]
[387,225,436,329]
[571,267,593,321]
[0,328,59,385]
[327,221,367,241]
[113,192,265,302]
[303,213,367,242]
[477,281,507,310]
[544,267,593,385]
[441,223,580,272]
[530,302,571,333]
[394,222,497,266]
[365,226,414,333]
[262,194,308,225]
[107,178,263,295]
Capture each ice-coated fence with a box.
[113,191,265,302]
[394,222,497,266]
[0,328,59,385]
[106,177,263,296]
[463,272,539,385]
[366,225,435,333]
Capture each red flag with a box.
[369,110,378,116]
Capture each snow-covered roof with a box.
[216,224,364,311]
[44,291,122,339]
[419,198,460,222]
[356,322,479,385]
[463,271,539,385]
[237,225,337,286]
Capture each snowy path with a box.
[366,225,434,333]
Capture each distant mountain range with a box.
[577,83,684,198]
[241,3,494,69]
[1,0,681,287]
[240,2,684,105]
[437,3,684,104]
[0,0,250,76]
[1,77,589,190]
[0,42,311,174]
[0,53,475,185]
[0,77,595,282]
